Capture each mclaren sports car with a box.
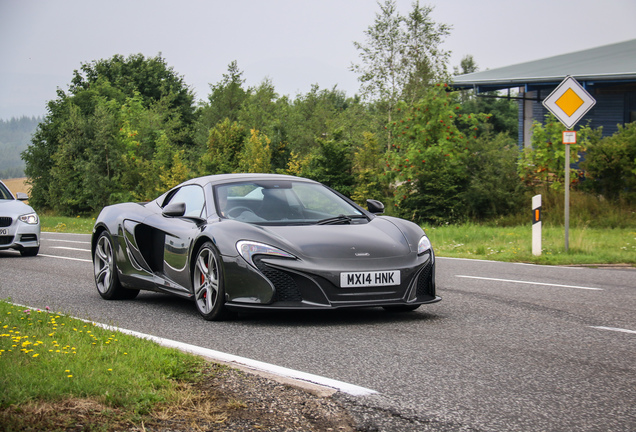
[91,174,440,320]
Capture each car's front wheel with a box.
[192,242,234,321]
[93,231,139,300]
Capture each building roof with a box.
[452,39,636,92]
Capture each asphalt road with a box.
[1,232,635,431]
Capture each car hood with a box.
[0,199,36,216]
[261,217,413,259]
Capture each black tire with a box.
[20,246,39,257]
[382,304,421,313]
[192,242,234,321]
[93,231,139,300]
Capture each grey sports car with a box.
[91,174,439,320]
[0,180,40,257]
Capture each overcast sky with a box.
[1,0,635,120]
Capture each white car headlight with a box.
[236,241,296,268]
[418,236,432,255]
[19,212,39,225]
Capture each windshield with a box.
[0,182,14,200]
[214,180,365,225]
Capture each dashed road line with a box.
[456,275,603,291]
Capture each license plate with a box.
[0,228,7,235]
[340,270,400,288]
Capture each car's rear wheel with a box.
[93,231,139,300]
[192,242,234,321]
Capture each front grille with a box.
[253,256,303,302]
[416,262,434,297]
[0,217,12,227]
[0,236,14,245]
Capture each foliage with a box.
[351,0,451,151]
[22,54,196,213]
[198,118,246,175]
[351,132,387,205]
[386,83,488,223]
[518,114,600,193]
[238,129,272,173]
[305,135,354,196]
[580,122,636,203]
[351,0,450,105]
[461,132,525,221]
[17,32,634,227]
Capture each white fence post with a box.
[532,194,542,256]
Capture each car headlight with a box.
[19,212,39,225]
[236,241,296,268]
[418,236,432,255]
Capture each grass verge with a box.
[40,214,97,234]
[0,300,229,431]
[425,224,636,266]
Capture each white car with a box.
[0,180,40,256]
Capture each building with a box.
[451,39,636,147]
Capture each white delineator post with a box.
[532,194,542,256]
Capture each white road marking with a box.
[51,246,91,252]
[45,238,91,245]
[456,275,603,291]
[437,256,583,269]
[38,253,92,263]
[93,323,378,396]
[590,326,636,335]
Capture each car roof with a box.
[181,173,319,187]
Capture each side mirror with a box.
[366,199,385,214]
[16,192,29,201]
[162,202,186,217]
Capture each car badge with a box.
[355,252,370,257]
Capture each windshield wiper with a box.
[316,214,366,225]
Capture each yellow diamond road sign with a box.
[542,76,596,129]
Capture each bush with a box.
[581,122,636,203]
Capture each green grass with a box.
[426,224,636,266]
[40,214,97,234]
[0,300,220,430]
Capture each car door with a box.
[145,184,207,293]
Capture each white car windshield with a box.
[214,180,365,225]
[0,182,14,200]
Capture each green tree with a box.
[198,118,246,174]
[581,122,636,203]
[70,53,195,128]
[386,83,489,224]
[23,54,196,212]
[239,129,272,173]
[305,135,354,197]
[351,132,386,205]
[351,0,451,149]
[461,132,525,220]
[194,61,249,150]
[518,115,599,193]
[453,54,478,76]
